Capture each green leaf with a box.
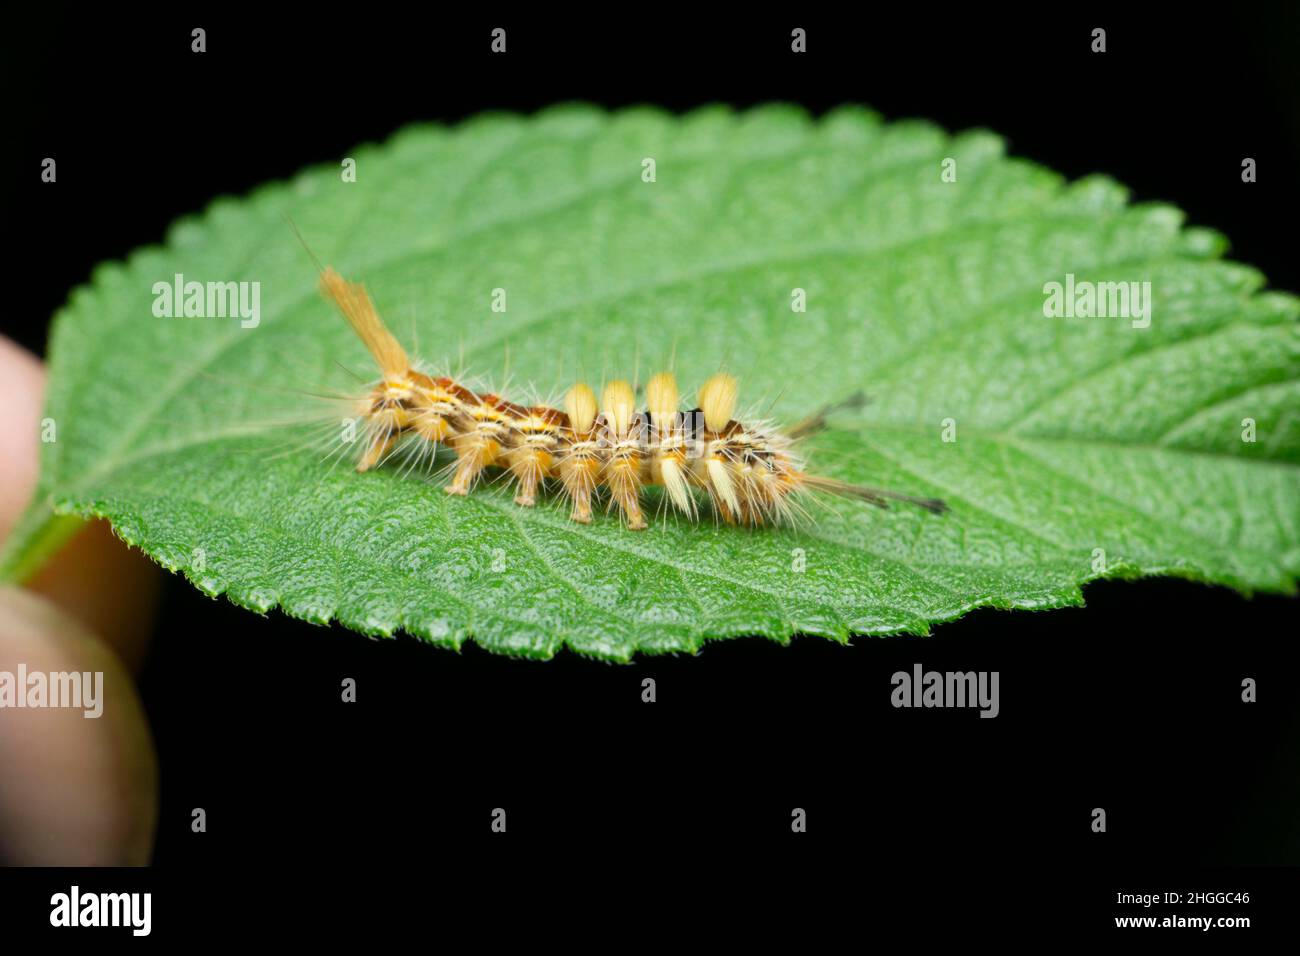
[4,104,1298,661]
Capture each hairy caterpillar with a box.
[315,263,946,529]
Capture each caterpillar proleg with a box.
[316,264,947,529]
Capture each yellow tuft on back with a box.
[564,382,598,434]
[698,372,738,432]
[601,380,637,438]
[645,371,679,427]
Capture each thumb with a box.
[0,585,157,865]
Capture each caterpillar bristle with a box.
[800,474,949,514]
[314,266,947,529]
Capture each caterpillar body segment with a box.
[559,383,601,524]
[558,435,601,524]
[318,268,947,528]
[504,405,566,507]
[599,381,649,530]
[444,391,515,496]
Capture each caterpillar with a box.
[315,264,946,529]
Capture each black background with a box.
[3,4,1298,938]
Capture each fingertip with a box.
[0,586,158,865]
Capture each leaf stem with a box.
[0,502,85,583]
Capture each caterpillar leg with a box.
[605,464,647,530]
[513,472,538,506]
[356,432,396,472]
[507,450,545,506]
[443,464,473,495]
[566,481,594,523]
[444,440,497,495]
